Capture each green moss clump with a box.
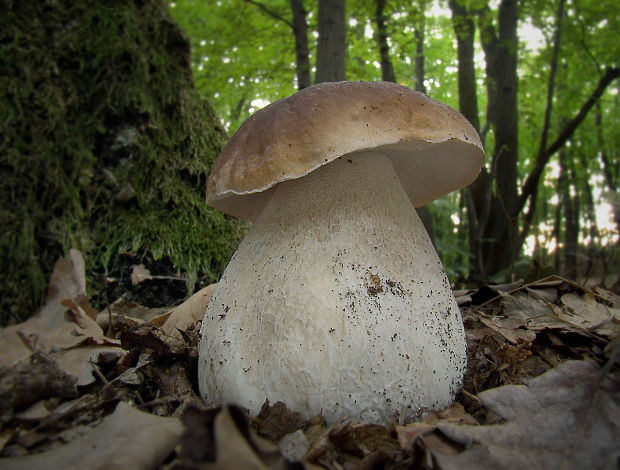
[0,0,243,324]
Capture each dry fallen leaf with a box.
[434,360,620,469]
[173,405,296,469]
[150,283,217,339]
[53,346,125,387]
[0,251,120,371]
[0,401,183,470]
[0,353,78,421]
[557,292,620,337]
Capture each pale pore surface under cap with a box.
[198,152,466,423]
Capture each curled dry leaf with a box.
[479,289,620,346]
[557,292,620,337]
[255,400,306,442]
[150,283,217,340]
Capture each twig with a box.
[472,274,610,312]
[461,389,482,403]
[137,396,183,409]
[90,358,110,386]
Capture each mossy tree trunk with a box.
[0,0,243,325]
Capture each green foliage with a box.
[0,0,244,324]
[169,0,619,284]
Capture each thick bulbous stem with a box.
[198,151,466,423]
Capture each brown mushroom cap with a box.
[207,81,485,221]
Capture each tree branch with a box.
[246,0,293,28]
[517,66,620,215]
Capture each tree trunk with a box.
[596,101,620,231]
[559,148,579,278]
[449,0,480,132]
[553,155,564,272]
[374,0,395,82]
[290,0,311,89]
[315,0,346,83]
[449,0,486,279]
[466,0,520,277]
[487,0,520,273]
[372,0,434,242]
[579,151,600,276]
[414,20,426,93]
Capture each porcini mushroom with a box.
[198,81,485,423]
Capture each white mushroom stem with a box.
[199,151,466,423]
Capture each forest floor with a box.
[0,251,618,469]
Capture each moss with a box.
[0,0,243,324]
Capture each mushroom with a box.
[198,81,485,423]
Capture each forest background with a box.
[171,0,619,282]
[1,0,618,325]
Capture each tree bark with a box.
[371,0,434,242]
[471,0,519,276]
[449,0,485,279]
[414,20,426,93]
[374,0,395,82]
[449,1,480,132]
[290,0,311,89]
[595,101,620,232]
[315,0,346,83]
[559,148,579,278]
[579,151,600,276]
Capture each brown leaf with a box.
[423,402,478,425]
[558,293,620,337]
[53,346,124,386]
[150,283,217,340]
[255,400,306,442]
[395,422,436,449]
[0,402,183,470]
[120,323,186,357]
[42,249,86,319]
[0,256,117,369]
[434,361,620,469]
[174,405,297,469]
[0,353,78,422]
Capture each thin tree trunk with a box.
[372,0,434,242]
[290,0,311,89]
[409,6,433,241]
[374,0,395,82]
[560,149,579,278]
[553,158,564,271]
[315,0,346,83]
[449,0,480,131]
[247,0,311,90]
[414,21,426,93]
[449,0,485,279]
[473,0,520,276]
[519,0,564,240]
[579,151,600,276]
[518,67,620,231]
[595,101,620,231]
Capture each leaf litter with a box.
[0,252,618,469]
